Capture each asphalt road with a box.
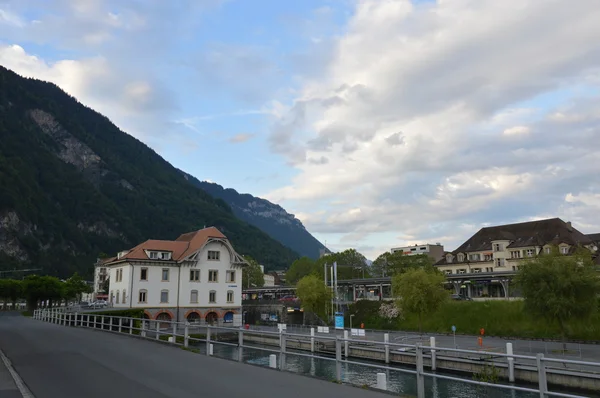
[0,312,389,398]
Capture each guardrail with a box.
[32,309,599,397]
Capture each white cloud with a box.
[265,0,600,259]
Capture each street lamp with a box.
[350,314,355,330]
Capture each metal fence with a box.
[32,308,599,398]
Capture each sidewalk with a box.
[0,351,23,398]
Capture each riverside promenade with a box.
[0,312,388,398]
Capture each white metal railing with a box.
[31,309,599,398]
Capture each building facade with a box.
[391,243,445,262]
[435,218,598,299]
[95,227,247,324]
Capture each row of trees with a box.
[0,272,91,311]
[286,248,432,286]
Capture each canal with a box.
[191,341,538,397]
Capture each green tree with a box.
[392,268,448,332]
[242,256,265,288]
[313,249,370,280]
[22,275,64,310]
[0,279,23,310]
[286,257,316,285]
[63,272,91,303]
[296,274,332,319]
[372,251,434,277]
[515,247,600,344]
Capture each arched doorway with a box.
[223,311,234,324]
[205,312,218,325]
[156,312,172,329]
[187,312,201,323]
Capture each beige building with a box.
[435,218,598,299]
[391,243,445,262]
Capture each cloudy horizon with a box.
[1,0,599,260]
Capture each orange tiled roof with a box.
[109,226,227,263]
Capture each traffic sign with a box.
[451,325,456,332]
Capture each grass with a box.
[20,310,33,317]
[347,300,600,341]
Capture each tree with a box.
[392,268,448,332]
[286,257,317,285]
[242,256,265,288]
[22,275,64,310]
[372,251,434,277]
[296,275,332,319]
[312,249,370,280]
[515,247,600,344]
[0,279,23,310]
[63,272,91,303]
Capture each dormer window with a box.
[149,251,158,259]
[160,252,171,260]
[560,246,569,254]
[457,253,464,262]
[446,254,453,263]
[493,243,503,252]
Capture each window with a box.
[227,290,234,303]
[420,247,426,251]
[484,254,493,261]
[122,290,126,304]
[208,250,220,260]
[190,269,200,282]
[139,289,147,303]
[110,291,114,302]
[495,258,505,267]
[208,270,218,282]
[410,248,416,252]
[472,268,482,273]
[160,252,171,260]
[160,290,169,303]
[116,290,120,303]
[457,269,466,274]
[561,246,569,254]
[140,268,148,281]
[226,270,236,283]
[115,268,123,282]
[485,267,493,272]
[511,251,521,259]
[444,270,452,275]
[512,266,520,271]
[162,268,169,281]
[190,290,198,303]
[209,290,216,303]
[457,253,464,262]
[446,255,453,263]
[524,249,534,257]
[149,251,158,259]
[469,254,480,261]
[494,243,503,252]
[545,247,551,254]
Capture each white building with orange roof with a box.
[94,226,247,325]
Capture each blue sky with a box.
[2,0,600,260]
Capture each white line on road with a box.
[0,348,35,398]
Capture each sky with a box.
[1,0,600,261]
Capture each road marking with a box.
[0,349,35,398]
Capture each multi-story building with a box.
[391,243,445,262]
[435,218,598,299]
[92,261,109,301]
[95,227,247,325]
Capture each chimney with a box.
[566,221,573,231]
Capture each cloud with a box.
[228,133,254,144]
[264,0,600,259]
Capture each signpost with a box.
[451,325,456,348]
[335,312,344,330]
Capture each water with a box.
[192,341,537,398]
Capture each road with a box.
[0,312,389,398]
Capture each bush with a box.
[85,308,146,318]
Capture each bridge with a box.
[0,312,388,398]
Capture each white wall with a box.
[109,264,131,307]
[122,240,242,309]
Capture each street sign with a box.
[334,312,344,330]
[451,325,456,332]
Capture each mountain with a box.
[180,173,328,259]
[0,66,299,277]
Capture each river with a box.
[192,341,538,397]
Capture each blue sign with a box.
[451,325,456,332]
[335,312,344,330]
